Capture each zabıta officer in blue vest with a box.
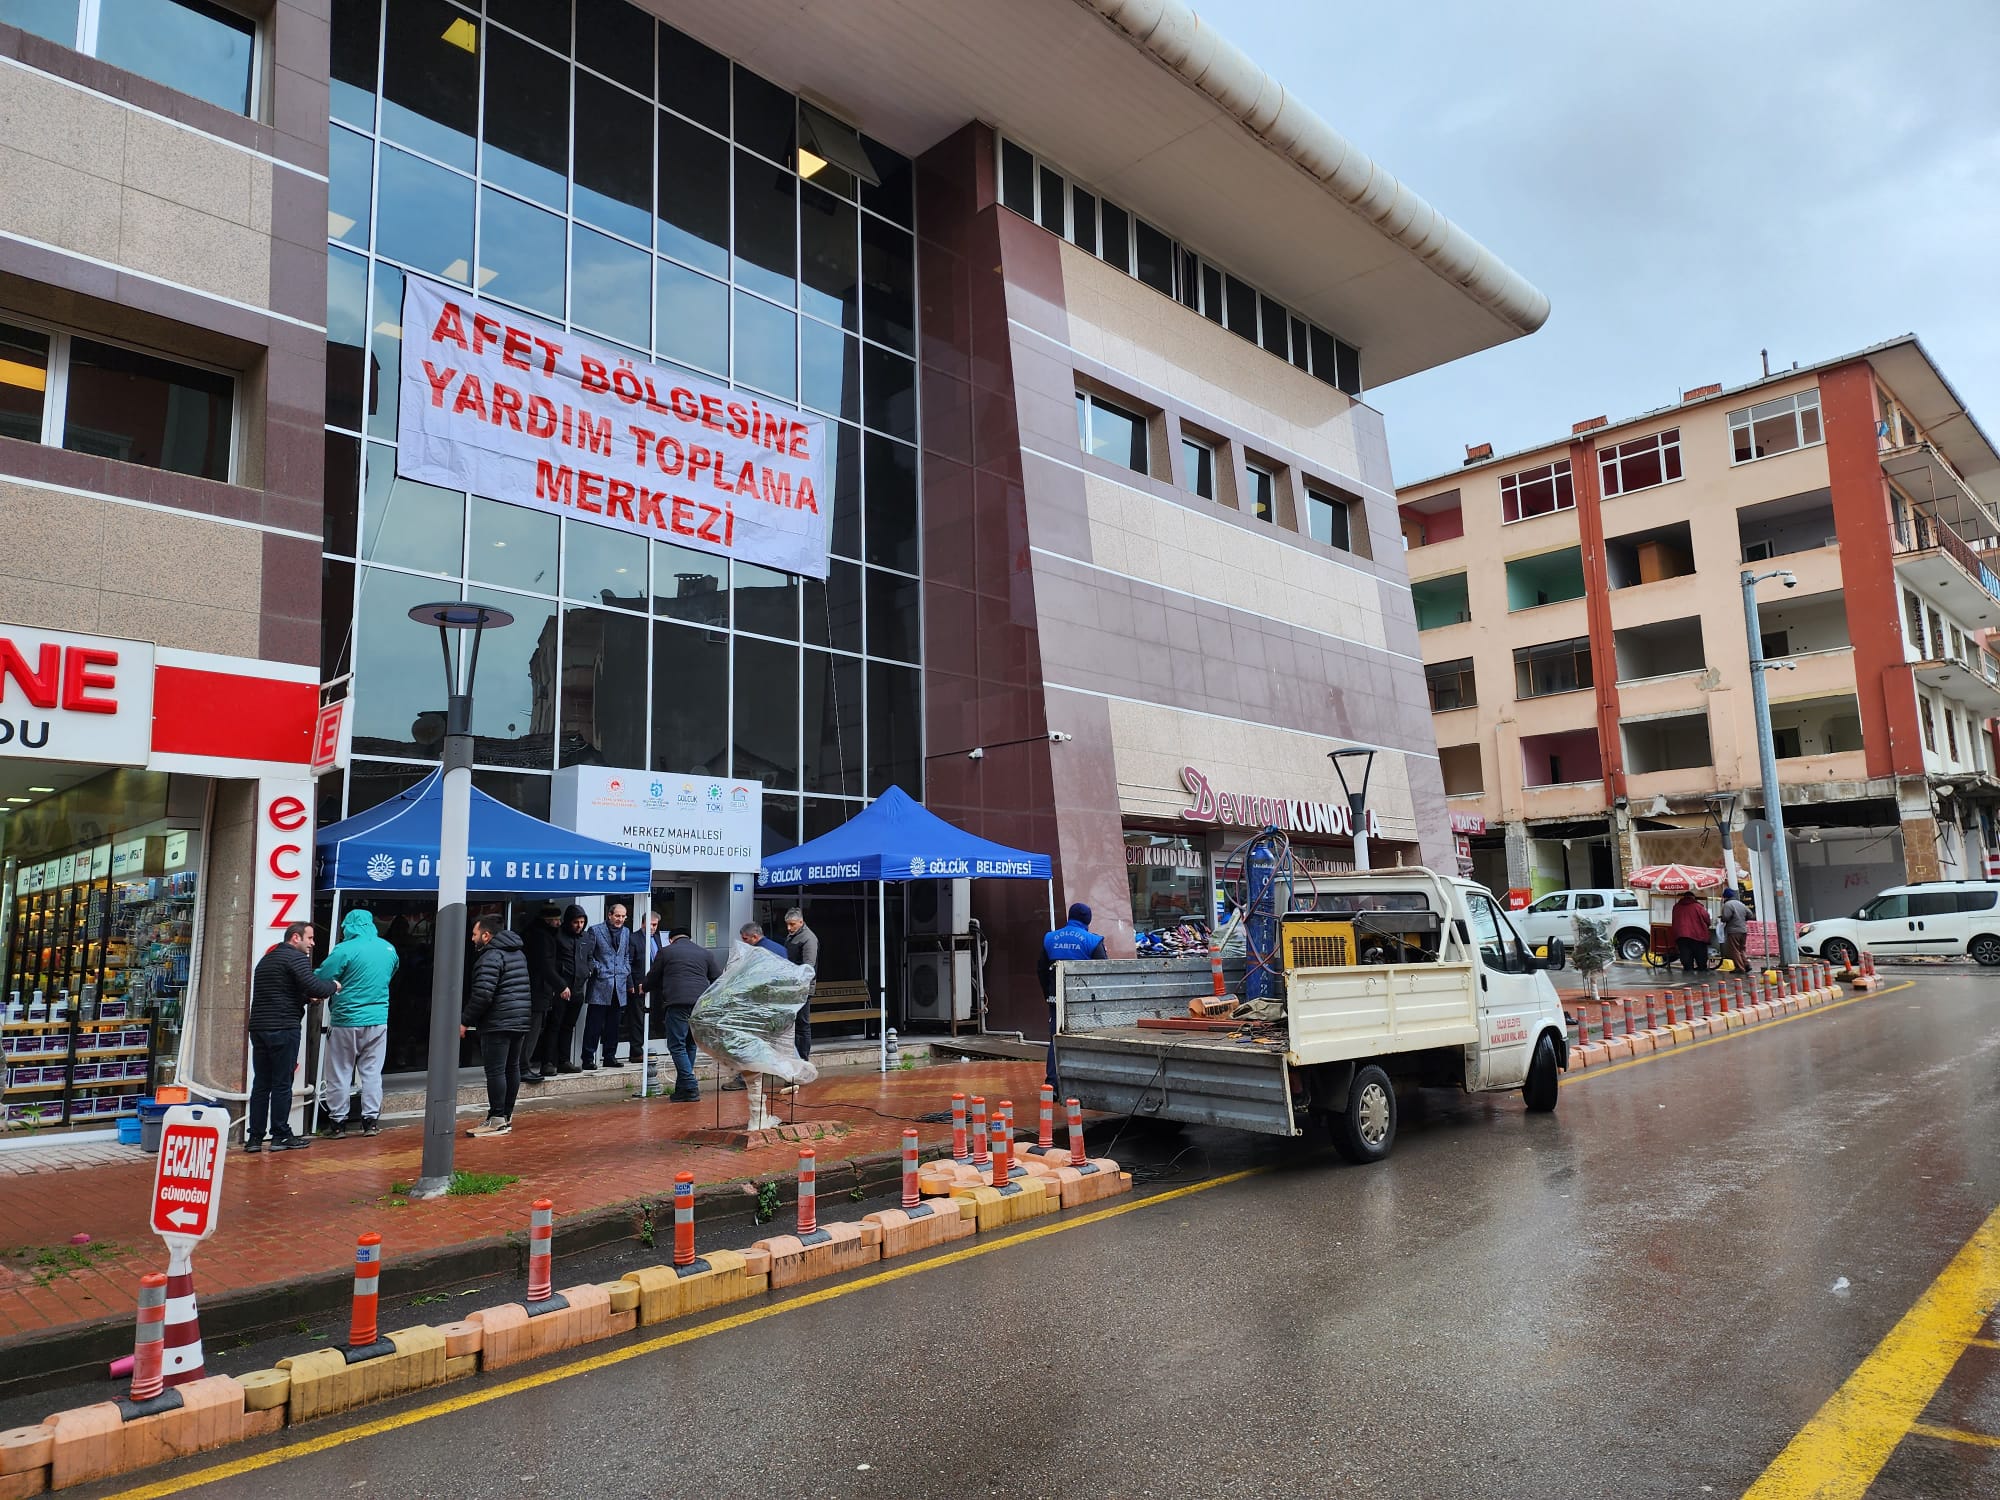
[1040,903,1108,1087]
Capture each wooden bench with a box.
[810,980,879,1036]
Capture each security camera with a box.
[1048,731,1072,743]
[1779,571,1798,589]
[966,746,985,761]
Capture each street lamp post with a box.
[1704,790,1740,893]
[1328,748,1378,872]
[408,602,513,1200]
[1741,571,1801,968]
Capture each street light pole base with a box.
[411,1174,453,1201]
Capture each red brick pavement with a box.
[0,1059,1046,1346]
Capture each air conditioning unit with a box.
[906,877,970,936]
[904,950,972,1022]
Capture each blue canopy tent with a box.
[759,786,1052,1068]
[310,770,653,1123]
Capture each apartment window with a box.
[15,0,258,115]
[999,138,1035,217]
[1945,709,1960,760]
[1075,391,1148,475]
[1182,436,1215,500]
[1905,590,1927,654]
[1305,485,1352,551]
[1729,389,1823,464]
[1920,697,1937,752]
[1950,624,1965,664]
[1500,460,1575,523]
[1927,607,1946,661]
[1426,657,1476,712]
[1514,636,1594,698]
[1245,462,1277,524]
[0,318,233,481]
[1599,428,1682,497]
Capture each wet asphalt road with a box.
[80,970,2000,1499]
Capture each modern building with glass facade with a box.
[0,0,1546,1112]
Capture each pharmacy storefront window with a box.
[1124,831,1208,935]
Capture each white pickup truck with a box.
[1052,869,1571,1163]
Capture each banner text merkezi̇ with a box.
[397,276,829,579]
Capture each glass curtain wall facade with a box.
[319,0,923,851]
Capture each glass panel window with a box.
[468,494,557,591]
[1499,460,1575,523]
[559,605,648,767]
[865,567,920,663]
[654,258,729,377]
[1259,295,1288,357]
[1182,437,1214,500]
[859,133,912,227]
[859,217,915,355]
[463,585,554,766]
[1075,392,1148,475]
[659,22,727,133]
[734,151,797,304]
[803,650,863,795]
[481,27,568,209]
[323,430,360,555]
[1730,390,1823,463]
[1134,220,1173,295]
[1425,657,1476,712]
[799,184,859,330]
[478,188,567,319]
[328,126,373,248]
[732,635,799,788]
[799,316,858,423]
[486,0,566,49]
[366,260,405,438]
[866,661,921,798]
[1245,463,1276,524]
[761,794,799,856]
[329,0,380,126]
[1125,832,1208,936]
[362,442,462,571]
[655,112,729,275]
[863,433,917,573]
[1100,201,1130,273]
[376,145,474,281]
[352,567,455,760]
[3,1,80,47]
[734,559,799,639]
[1289,317,1311,372]
[1514,637,1594,698]
[999,138,1034,217]
[1201,264,1223,325]
[1599,428,1682,497]
[97,0,255,115]
[573,69,652,242]
[1037,165,1065,234]
[570,225,651,346]
[804,558,862,653]
[563,516,646,607]
[62,337,231,481]
[1070,185,1097,255]
[574,0,651,94]
[731,63,794,166]
[1335,340,1362,396]
[1224,275,1257,340]
[1306,486,1351,550]
[325,246,368,432]
[733,291,796,401]
[652,538,727,627]
[862,344,916,443]
[380,0,478,168]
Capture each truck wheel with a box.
[1333,1065,1397,1164]
[1523,1033,1559,1113]
[1615,931,1649,962]
[1820,938,1858,968]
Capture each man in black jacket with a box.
[644,930,723,1101]
[462,917,532,1138]
[520,904,564,1085]
[246,921,337,1153]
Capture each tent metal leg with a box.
[310,890,343,1135]
[877,880,888,1074]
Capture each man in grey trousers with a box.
[783,907,819,1064]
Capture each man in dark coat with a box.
[246,921,338,1152]
[1041,902,1108,1090]
[520,904,571,1084]
[528,904,589,1076]
[462,917,532,1137]
[644,930,723,1101]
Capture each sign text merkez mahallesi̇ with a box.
[397,276,829,579]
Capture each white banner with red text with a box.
[397,276,829,579]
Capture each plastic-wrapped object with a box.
[690,947,820,1085]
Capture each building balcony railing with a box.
[1893,506,2000,610]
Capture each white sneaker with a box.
[467,1116,503,1137]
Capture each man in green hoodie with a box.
[315,908,399,1138]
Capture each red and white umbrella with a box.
[1627,863,1727,893]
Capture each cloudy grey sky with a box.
[1201,0,2000,487]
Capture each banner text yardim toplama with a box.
[396,276,829,579]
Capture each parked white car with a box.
[1797,881,2000,967]
[1513,888,1652,962]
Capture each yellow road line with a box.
[1910,1421,2000,1450]
[99,1166,1269,1499]
[1743,1199,2000,1499]
[1565,982,1914,1086]
[1968,1336,2000,1351]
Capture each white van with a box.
[1797,881,2000,966]
[1513,888,1652,961]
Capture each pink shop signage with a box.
[1178,766,1382,837]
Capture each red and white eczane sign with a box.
[397,275,829,579]
[151,1106,228,1242]
[253,779,314,941]
[0,625,155,766]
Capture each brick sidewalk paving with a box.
[0,1058,1046,1347]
